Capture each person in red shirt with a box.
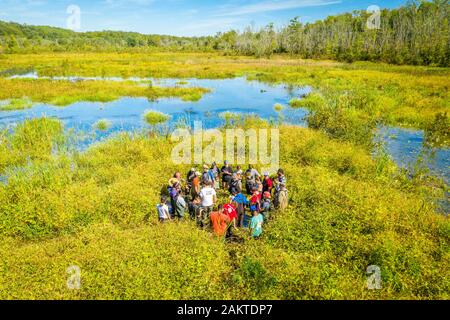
[262,172,273,195]
[210,205,231,237]
[224,200,238,228]
[249,188,261,213]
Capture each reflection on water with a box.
[0,77,310,139]
[377,126,449,185]
[0,76,448,192]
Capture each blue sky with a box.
[0,0,408,36]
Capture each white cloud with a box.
[215,0,342,17]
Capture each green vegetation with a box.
[0,1,448,298]
[290,93,324,110]
[0,97,33,111]
[1,1,448,66]
[0,78,210,108]
[143,110,171,136]
[424,112,450,148]
[0,117,447,299]
[0,53,447,135]
[273,103,284,112]
[93,119,112,131]
[0,117,64,173]
[143,110,170,125]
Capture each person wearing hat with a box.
[201,164,212,186]
[261,191,273,221]
[262,172,274,195]
[191,171,201,199]
[168,177,179,188]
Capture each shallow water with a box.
[377,127,449,184]
[1,75,448,186]
[0,76,310,138]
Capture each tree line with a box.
[0,0,448,66]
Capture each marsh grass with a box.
[143,110,171,126]
[143,110,171,136]
[1,53,448,136]
[273,103,284,112]
[0,118,447,299]
[0,51,448,299]
[0,98,33,111]
[0,78,210,107]
[0,117,64,173]
[93,119,112,131]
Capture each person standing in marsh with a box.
[175,191,187,220]
[246,165,261,180]
[191,171,201,200]
[231,190,249,228]
[157,196,171,223]
[201,164,213,186]
[168,179,180,216]
[262,172,273,195]
[229,173,242,195]
[211,162,220,189]
[199,180,217,215]
[186,167,196,194]
[260,191,273,221]
[250,210,264,239]
[221,160,233,189]
[210,204,231,237]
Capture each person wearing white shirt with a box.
[157,196,171,223]
[199,181,217,214]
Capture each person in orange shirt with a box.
[210,204,231,237]
[191,171,201,199]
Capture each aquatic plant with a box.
[424,112,450,148]
[0,98,33,111]
[289,92,324,110]
[273,103,284,112]
[93,119,112,131]
[143,110,171,126]
[0,117,64,173]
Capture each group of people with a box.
[156,161,288,240]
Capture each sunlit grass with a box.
[273,103,284,112]
[0,98,33,111]
[0,78,210,107]
[93,119,112,131]
[1,52,447,130]
[0,117,447,299]
[143,110,170,126]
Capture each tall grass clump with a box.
[93,119,112,131]
[306,91,377,148]
[143,110,171,135]
[289,92,325,110]
[424,112,450,148]
[0,117,64,173]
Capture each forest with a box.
[0,0,448,66]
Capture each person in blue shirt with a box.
[250,210,264,239]
[231,191,248,228]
